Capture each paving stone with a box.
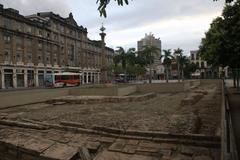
[159,149,172,156]
[109,142,126,152]
[85,141,101,152]
[136,146,159,153]
[40,143,78,160]
[181,146,195,156]
[20,137,54,155]
[139,141,161,149]
[160,143,177,151]
[127,139,139,145]
[172,154,192,160]
[122,145,137,154]
[130,154,159,160]
[193,155,212,160]
[94,150,131,160]
[99,136,115,144]
[87,135,101,142]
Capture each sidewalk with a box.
[226,81,240,155]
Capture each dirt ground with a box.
[0,83,221,136]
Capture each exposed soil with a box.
[0,83,221,135]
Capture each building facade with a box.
[137,33,163,79]
[190,50,214,78]
[0,4,114,89]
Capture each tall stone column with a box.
[97,72,100,84]
[86,72,89,84]
[1,68,5,89]
[91,72,94,84]
[100,25,107,83]
[24,69,28,87]
[13,68,17,88]
[35,69,39,87]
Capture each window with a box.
[3,18,12,29]
[4,50,10,61]
[191,54,194,60]
[3,35,11,43]
[16,22,23,32]
[26,53,32,62]
[26,39,32,47]
[16,52,23,62]
[196,62,200,68]
[38,30,43,37]
[46,32,50,38]
[26,25,32,33]
[196,53,200,60]
[38,42,43,49]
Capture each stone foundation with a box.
[47,92,157,104]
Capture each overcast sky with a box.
[0,0,225,54]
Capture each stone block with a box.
[172,154,192,160]
[85,141,101,152]
[99,137,116,144]
[127,140,139,145]
[40,143,78,160]
[122,145,137,154]
[108,142,126,152]
[193,155,212,160]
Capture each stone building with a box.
[137,33,163,79]
[0,4,114,89]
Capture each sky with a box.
[0,0,225,55]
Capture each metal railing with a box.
[222,80,239,160]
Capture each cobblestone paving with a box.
[0,126,220,160]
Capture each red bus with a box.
[45,72,82,88]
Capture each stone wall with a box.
[69,87,117,96]
[200,79,222,87]
[0,88,69,109]
[117,86,137,96]
[0,80,202,109]
[136,82,186,93]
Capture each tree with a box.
[199,0,240,88]
[97,0,233,17]
[184,62,198,79]
[161,49,173,83]
[97,0,129,17]
[139,45,160,83]
[115,47,135,82]
[179,55,189,80]
[173,48,184,82]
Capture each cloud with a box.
[0,0,225,54]
[0,0,71,17]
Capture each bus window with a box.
[55,75,61,80]
[62,75,68,80]
[74,75,79,80]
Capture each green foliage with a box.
[161,49,173,67]
[184,63,198,78]
[139,45,160,65]
[96,0,129,17]
[96,0,233,17]
[199,0,240,69]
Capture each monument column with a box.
[100,25,107,83]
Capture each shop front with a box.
[16,69,24,87]
[4,69,13,89]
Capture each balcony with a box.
[26,62,34,66]
[16,61,24,66]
